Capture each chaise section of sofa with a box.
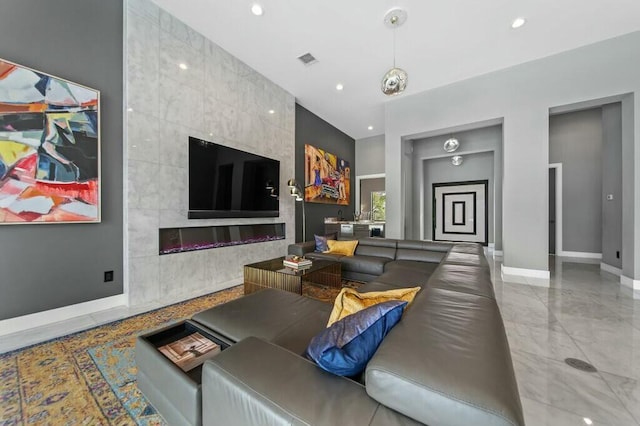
[194,241,524,425]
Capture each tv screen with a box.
[188,137,280,219]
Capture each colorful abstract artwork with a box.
[304,144,350,205]
[0,58,100,224]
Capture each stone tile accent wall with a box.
[126,0,295,306]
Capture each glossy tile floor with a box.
[492,257,640,426]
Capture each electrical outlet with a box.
[104,270,114,282]
[616,251,620,259]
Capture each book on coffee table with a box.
[158,332,221,372]
[283,256,312,269]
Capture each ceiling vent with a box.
[297,52,318,66]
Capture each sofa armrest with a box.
[202,336,386,426]
[287,240,316,257]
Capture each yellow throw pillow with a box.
[327,286,421,327]
[325,240,359,256]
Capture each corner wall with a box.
[0,0,124,320]
[126,0,295,306]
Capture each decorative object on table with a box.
[381,8,408,96]
[0,57,100,224]
[327,286,420,326]
[287,178,307,241]
[304,144,350,206]
[157,332,221,372]
[283,255,312,269]
[325,239,359,256]
[451,155,464,166]
[306,300,407,376]
[443,137,460,153]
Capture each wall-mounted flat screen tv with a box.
[188,137,280,219]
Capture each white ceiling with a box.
[151,0,640,140]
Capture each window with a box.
[371,191,386,221]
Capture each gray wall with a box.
[295,104,355,241]
[602,103,623,268]
[355,134,385,176]
[411,125,503,249]
[360,178,385,215]
[126,0,295,306]
[422,152,495,243]
[549,108,603,254]
[385,31,639,277]
[0,0,124,319]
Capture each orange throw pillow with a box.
[325,240,359,256]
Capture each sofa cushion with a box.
[327,286,420,326]
[385,259,440,274]
[307,300,407,377]
[327,239,359,256]
[191,289,331,354]
[305,251,344,262]
[396,240,452,252]
[340,254,388,276]
[358,237,398,248]
[365,287,524,426]
[395,248,446,263]
[427,263,495,299]
[314,234,330,252]
[444,251,488,267]
[375,268,432,288]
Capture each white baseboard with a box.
[600,262,623,276]
[0,294,128,337]
[558,251,602,259]
[621,275,640,291]
[501,265,550,287]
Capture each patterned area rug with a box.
[0,282,355,425]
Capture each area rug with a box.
[0,282,356,425]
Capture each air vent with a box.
[297,52,318,66]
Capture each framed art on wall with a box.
[304,144,350,205]
[0,58,100,224]
[433,180,488,246]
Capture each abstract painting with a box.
[304,144,350,205]
[0,58,100,224]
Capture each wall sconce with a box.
[287,178,306,241]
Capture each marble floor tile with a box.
[512,350,637,425]
[503,320,585,361]
[600,372,640,425]
[521,397,626,426]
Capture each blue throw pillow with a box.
[306,300,407,377]
[314,234,329,252]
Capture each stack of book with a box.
[283,256,312,270]
[158,332,221,372]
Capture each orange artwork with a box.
[304,144,350,205]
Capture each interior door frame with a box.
[432,180,489,246]
[548,163,563,256]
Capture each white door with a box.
[433,181,488,245]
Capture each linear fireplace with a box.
[159,223,286,255]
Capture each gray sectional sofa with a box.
[136,238,524,426]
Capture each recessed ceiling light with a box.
[583,419,593,426]
[209,132,213,136]
[511,17,526,29]
[127,107,133,112]
[336,83,344,91]
[179,63,188,70]
[251,4,263,16]
[268,109,275,114]
[368,126,373,130]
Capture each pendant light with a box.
[381,8,408,96]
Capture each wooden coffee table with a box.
[244,257,341,295]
